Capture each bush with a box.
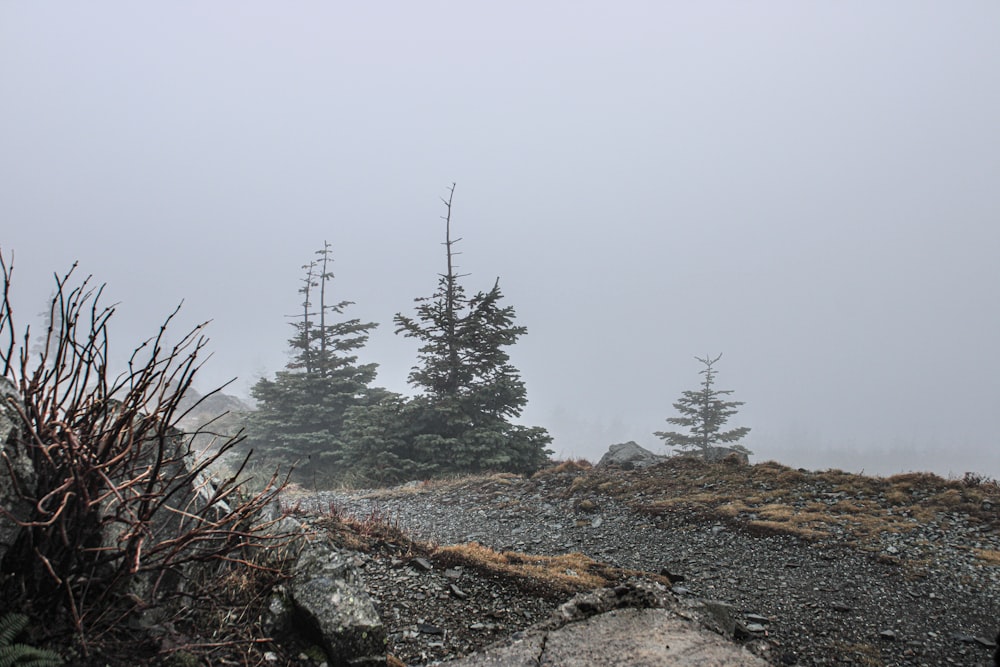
[0,254,291,659]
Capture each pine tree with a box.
[246,243,381,485]
[343,185,550,482]
[655,354,752,456]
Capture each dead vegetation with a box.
[550,457,999,544]
[307,500,670,598]
[0,255,294,665]
[432,542,667,596]
[324,456,999,547]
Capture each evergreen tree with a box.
[246,242,381,485]
[343,184,550,482]
[655,354,752,456]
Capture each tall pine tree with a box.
[246,242,383,485]
[343,185,550,482]
[655,354,752,456]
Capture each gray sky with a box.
[2,2,998,478]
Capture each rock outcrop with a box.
[596,441,664,469]
[439,583,768,667]
[0,377,34,565]
[287,537,386,667]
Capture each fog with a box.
[2,2,998,479]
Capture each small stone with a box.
[711,525,725,535]
[745,623,766,633]
[417,623,444,635]
[830,602,852,612]
[659,568,685,583]
[591,517,603,528]
[879,629,897,641]
[444,568,462,580]
[745,614,770,624]
[449,584,468,600]
[410,557,433,572]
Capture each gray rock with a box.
[687,446,751,465]
[290,539,386,667]
[442,607,768,667]
[689,599,738,638]
[597,441,665,469]
[0,377,34,565]
[410,556,434,572]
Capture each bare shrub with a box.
[0,253,291,657]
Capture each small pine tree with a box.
[343,184,551,482]
[655,354,751,457]
[246,243,382,485]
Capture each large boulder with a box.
[289,538,386,667]
[442,583,768,667]
[597,441,664,469]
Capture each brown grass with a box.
[745,520,829,540]
[534,459,594,476]
[433,543,609,593]
[432,542,665,596]
[313,500,670,597]
[973,548,1000,566]
[557,456,999,547]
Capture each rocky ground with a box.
[289,458,1000,667]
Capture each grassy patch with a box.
[557,457,999,547]
[973,548,1000,566]
[432,542,670,596]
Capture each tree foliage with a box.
[245,242,382,484]
[343,185,551,482]
[655,354,751,455]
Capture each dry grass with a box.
[307,502,416,554]
[432,542,665,596]
[312,496,670,597]
[534,459,593,476]
[831,642,883,667]
[560,456,999,545]
[745,520,829,540]
[433,543,610,593]
[973,548,1000,566]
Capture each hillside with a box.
[292,457,1000,666]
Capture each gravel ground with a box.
[294,465,1000,666]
